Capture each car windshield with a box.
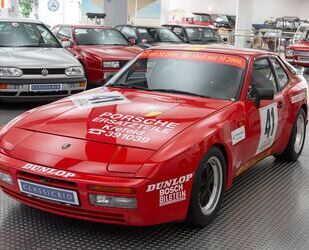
[193,14,211,22]
[211,15,229,23]
[185,27,222,43]
[0,22,60,48]
[108,50,246,100]
[74,28,129,45]
[137,28,182,43]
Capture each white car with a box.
[0,18,86,102]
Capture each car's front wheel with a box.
[187,146,226,227]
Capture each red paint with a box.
[286,42,309,67]
[55,25,143,86]
[0,46,308,226]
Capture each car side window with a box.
[121,26,137,39]
[248,58,278,98]
[269,57,289,91]
[172,27,185,40]
[57,26,71,39]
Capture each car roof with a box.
[146,44,274,57]
[163,24,214,29]
[0,18,42,24]
[118,24,168,29]
[56,24,112,29]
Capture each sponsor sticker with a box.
[22,163,76,178]
[236,147,272,176]
[88,112,180,143]
[256,103,278,155]
[70,91,130,109]
[146,174,193,207]
[231,126,246,145]
[139,50,247,69]
[291,92,305,104]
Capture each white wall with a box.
[36,0,81,26]
[167,0,309,24]
[169,0,237,15]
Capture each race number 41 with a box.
[256,103,278,155]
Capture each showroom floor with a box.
[1,77,309,250]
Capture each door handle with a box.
[277,101,285,109]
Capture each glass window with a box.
[58,26,71,39]
[250,58,277,95]
[185,27,222,43]
[193,14,211,22]
[137,28,181,43]
[74,28,129,45]
[108,51,245,100]
[121,26,137,39]
[0,22,60,48]
[270,58,289,91]
[172,27,185,40]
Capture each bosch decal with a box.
[147,174,193,207]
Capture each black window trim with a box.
[268,55,290,92]
[251,56,279,95]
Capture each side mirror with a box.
[127,37,136,45]
[61,38,71,48]
[295,66,304,75]
[61,40,71,48]
[254,88,274,107]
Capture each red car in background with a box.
[170,13,215,28]
[0,45,307,227]
[286,30,309,68]
[52,25,143,87]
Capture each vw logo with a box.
[41,69,49,76]
[61,143,71,150]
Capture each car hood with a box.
[13,87,232,151]
[0,47,80,68]
[78,45,142,60]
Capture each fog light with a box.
[0,171,13,185]
[79,82,86,88]
[89,194,137,209]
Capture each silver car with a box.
[0,18,86,102]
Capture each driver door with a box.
[241,57,286,164]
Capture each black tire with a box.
[186,146,226,227]
[276,109,307,161]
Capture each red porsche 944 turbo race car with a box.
[0,45,308,226]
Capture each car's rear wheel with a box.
[187,146,226,227]
[276,109,306,161]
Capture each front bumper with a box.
[0,151,189,226]
[0,77,86,102]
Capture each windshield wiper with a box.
[109,83,150,91]
[151,89,208,98]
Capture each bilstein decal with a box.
[146,174,193,207]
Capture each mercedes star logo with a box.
[61,143,71,150]
[41,68,49,76]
